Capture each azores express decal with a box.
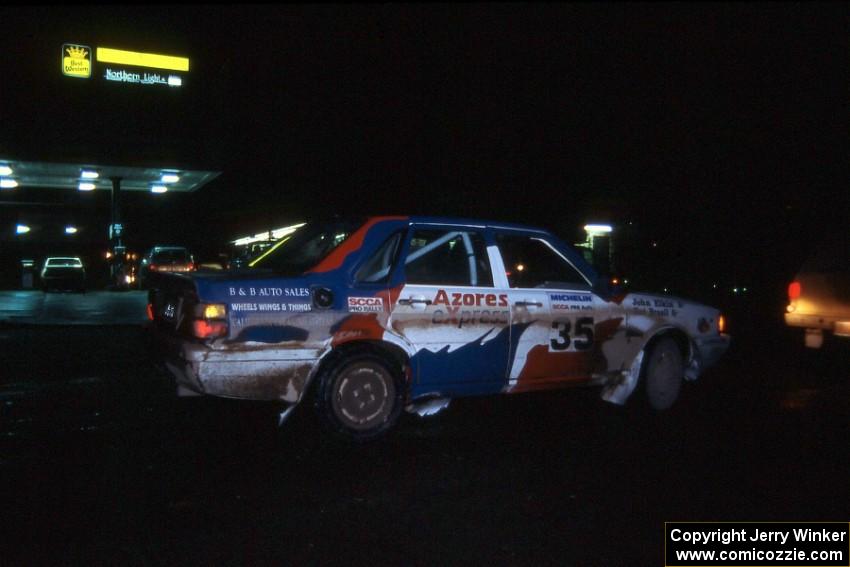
[431,289,509,328]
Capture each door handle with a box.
[398,297,433,306]
[514,301,543,307]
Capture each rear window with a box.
[152,249,190,263]
[801,238,850,273]
[248,218,364,275]
[46,258,83,267]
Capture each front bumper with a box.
[690,333,731,378]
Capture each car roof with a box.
[381,216,550,234]
[149,246,190,253]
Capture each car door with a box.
[495,230,619,393]
[389,225,511,398]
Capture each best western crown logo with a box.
[62,43,91,78]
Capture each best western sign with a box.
[61,43,189,88]
[62,44,92,78]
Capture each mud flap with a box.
[600,349,644,406]
[277,404,298,426]
[405,397,451,417]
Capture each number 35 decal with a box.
[550,317,594,351]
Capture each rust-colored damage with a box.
[196,361,314,401]
[511,317,623,393]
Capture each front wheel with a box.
[643,337,684,410]
[315,353,404,442]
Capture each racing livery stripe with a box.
[509,317,623,392]
[330,285,404,347]
[307,216,408,274]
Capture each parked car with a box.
[148,216,730,441]
[785,237,850,348]
[139,246,195,289]
[41,256,86,292]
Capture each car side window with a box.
[404,229,493,287]
[354,232,403,283]
[496,233,589,290]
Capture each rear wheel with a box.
[315,352,404,442]
[644,337,684,410]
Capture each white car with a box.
[785,238,850,348]
[41,256,86,292]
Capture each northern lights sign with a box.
[61,43,189,88]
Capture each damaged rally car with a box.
[148,216,730,441]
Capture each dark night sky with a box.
[1,4,848,294]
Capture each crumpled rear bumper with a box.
[148,326,322,401]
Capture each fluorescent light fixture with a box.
[584,224,613,234]
[65,226,78,234]
[160,173,180,183]
[151,184,168,193]
[0,178,18,189]
[167,75,182,87]
[16,224,30,234]
[78,182,96,191]
[96,47,190,72]
[0,165,12,176]
[232,223,306,246]
[80,169,99,179]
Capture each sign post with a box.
[110,177,124,286]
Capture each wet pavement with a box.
[1,298,848,565]
[0,290,148,325]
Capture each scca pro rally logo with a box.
[348,297,384,313]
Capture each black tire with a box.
[315,352,404,442]
[643,337,684,411]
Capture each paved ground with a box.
[0,290,148,325]
[0,296,848,565]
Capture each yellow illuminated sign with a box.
[62,43,91,78]
[96,47,190,72]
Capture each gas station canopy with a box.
[0,160,220,192]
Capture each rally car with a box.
[148,216,730,441]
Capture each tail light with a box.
[149,264,158,271]
[788,281,801,300]
[191,303,228,339]
[186,262,195,271]
[192,320,228,339]
[718,314,726,334]
[146,303,154,321]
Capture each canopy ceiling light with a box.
[0,160,219,193]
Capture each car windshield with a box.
[152,249,190,263]
[247,218,364,275]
